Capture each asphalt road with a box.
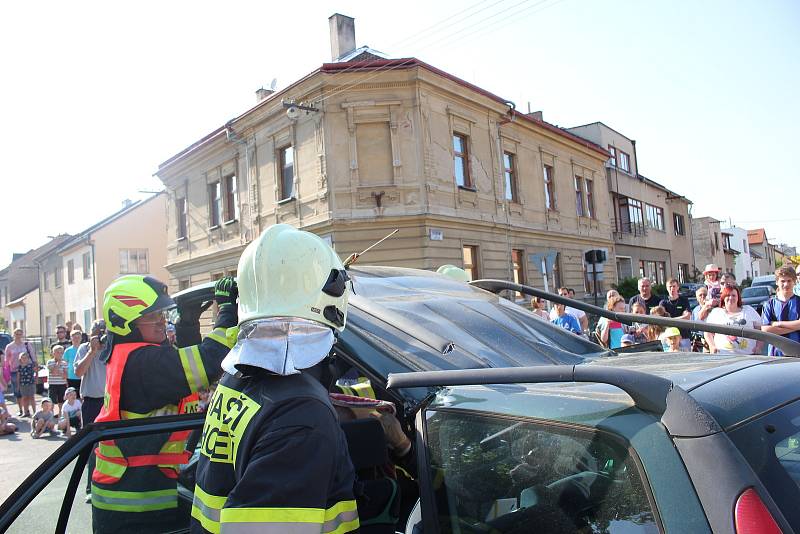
[0,390,95,533]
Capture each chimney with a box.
[529,111,543,121]
[329,13,356,61]
[122,198,133,209]
[256,87,274,102]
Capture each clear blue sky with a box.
[2,0,797,266]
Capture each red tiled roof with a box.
[748,228,766,245]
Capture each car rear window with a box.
[728,398,800,526]
[424,409,660,533]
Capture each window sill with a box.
[277,197,296,205]
[223,219,238,226]
[457,185,477,193]
[209,225,221,231]
[176,236,187,242]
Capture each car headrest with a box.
[340,418,389,470]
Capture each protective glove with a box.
[214,276,238,308]
[371,410,412,457]
[177,300,213,328]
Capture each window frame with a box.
[279,145,295,202]
[608,145,617,167]
[543,164,556,211]
[208,181,222,228]
[82,252,91,280]
[67,260,75,285]
[176,197,188,240]
[503,151,518,202]
[453,133,472,189]
[54,266,63,288]
[645,204,665,231]
[223,173,238,223]
[574,175,585,217]
[673,213,685,236]
[118,249,149,275]
[618,151,631,172]
[585,178,595,219]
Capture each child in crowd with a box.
[16,352,37,417]
[0,401,17,435]
[550,302,582,335]
[58,387,83,437]
[645,306,670,342]
[596,296,628,349]
[660,327,682,352]
[703,264,722,307]
[630,302,649,343]
[620,334,636,348]
[47,345,69,416]
[32,399,58,438]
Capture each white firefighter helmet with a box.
[436,264,470,282]
[237,224,350,331]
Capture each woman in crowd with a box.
[630,302,649,343]
[644,306,670,342]
[596,296,628,349]
[529,297,550,320]
[704,285,762,355]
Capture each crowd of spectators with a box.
[527,264,800,357]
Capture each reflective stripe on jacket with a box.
[190,370,359,534]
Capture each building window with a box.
[83,309,92,330]
[723,234,733,251]
[503,152,517,201]
[223,173,239,222]
[647,261,657,283]
[45,316,52,338]
[619,197,645,235]
[677,263,689,283]
[56,314,63,329]
[618,151,631,172]
[279,146,295,200]
[543,164,555,210]
[82,252,92,279]
[645,204,665,231]
[43,271,50,291]
[119,249,149,274]
[69,311,77,325]
[638,260,645,279]
[585,179,595,219]
[178,279,191,291]
[453,134,471,188]
[657,262,666,285]
[462,245,479,281]
[176,197,188,239]
[54,265,63,288]
[574,176,585,217]
[67,260,75,285]
[608,146,617,167]
[208,181,222,227]
[742,239,748,253]
[714,233,719,252]
[511,249,525,297]
[673,213,685,236]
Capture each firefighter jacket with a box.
[91,308,238,534]
[190,369,360,534]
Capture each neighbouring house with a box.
[36,195,168,346]
[721,230,739,277]
[692,217,727,278]
[748,228,775,278]
[565,122,694,285]
[155,14,617,300]
[0,235,71,341]
[723,226,753,282]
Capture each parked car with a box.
[1,267,798,533]
[679,282,702,298]
[742,284,775,314]
[751,274,778,291]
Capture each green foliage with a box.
[652,283,667,298]
[741,277,752,289]
[612,277,638,299]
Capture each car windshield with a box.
[728,398,800,527]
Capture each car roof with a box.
[426,353,795,431]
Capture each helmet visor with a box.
[322,269,350,298]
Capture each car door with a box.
[0,414,204,533]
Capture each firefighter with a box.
[190,224,359,534]
[91,275,238,534]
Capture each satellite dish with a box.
[269,78,277,91]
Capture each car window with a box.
[424,410,660,533]
[6,457,90,533]
[743,287,769,298]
